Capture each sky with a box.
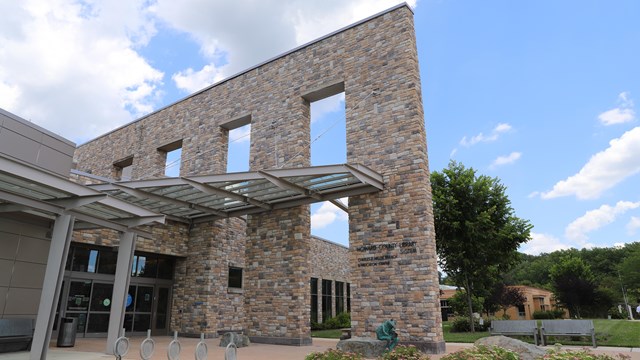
[1,0,639,255]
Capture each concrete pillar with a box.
[30,214,74,360]
[106,232,136,354]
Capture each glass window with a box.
[310,278,318,324]
[346,283,351,313]
[90,283,113,312]
[87,313,110,333]
[72,248,97,273]
[157,257,174,279]
[125,285,136,312]
[322,279,332,322]
[228,267,242,288]
[67,281,91,311]
[139,256,157,278]
[133,314,151,332]
[97,250,117,275]
[136,286,153,312]
[155,287,170,330]
[335,281,345,315]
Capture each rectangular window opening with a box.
[113,156,133,181]
[310,278,318,324]
[221,114,251,173]
[311,198,349,247]
[322,279,332,322]
[159,140,183,177]
[310,92,346,166]
[228,267,243,289]
[335,281,345,315]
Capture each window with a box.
[113,156,133,181]
[346,283,351,313]
[517,304,526,317]
[335,281,345,315]
[322,279,332,322]
[310,278,318,324]
[158,140,182,177]
[228,267,243,288]
[221,114,251,173]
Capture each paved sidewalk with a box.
[1,337,638,359]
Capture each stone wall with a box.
[73,3,443,351]
[310,236,350,322]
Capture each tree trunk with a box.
[464,276,475,333]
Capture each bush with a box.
[607,307,627,320]
[543,347,631,359]
[533,309,565,319]
[450,316,489,332]
[305,349,363,360]
[312,312,351,330]
[440,345,519,360]
[379,345,430,360]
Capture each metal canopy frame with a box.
[0,155,165,235]
[88,163,384,224]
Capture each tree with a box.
[549,255,596,318]
[484,283,526,318]
[431,161,532,331]
[619,247,640,301]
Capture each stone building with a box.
[1,2,445,356]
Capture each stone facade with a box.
[73,3,444,352]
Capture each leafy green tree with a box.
[431,161,532,331]
[619,247,640,301]
[549,255,596,318]
[448,290,483,316]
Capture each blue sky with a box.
[1,1,639,254]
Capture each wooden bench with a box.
[0,318,35,353]
[541,320,596,347]
[490,320,539,345]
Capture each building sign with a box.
[356,241,417,267]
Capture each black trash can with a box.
[57,317,77,347]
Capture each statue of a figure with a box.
[375,319,398,351]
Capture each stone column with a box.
[344,7,445,353]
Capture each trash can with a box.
[57,317,77,347]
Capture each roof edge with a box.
[78,2,413,147]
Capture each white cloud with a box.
[311,198,348,230]
[490,151,521,168]
[519,232,570,255]
[460,123,512,147]
[598,92,636,126]
[627,216,640,235]
[541,127,640,199]
[565,201,640,245]
[310,93,345,123]
[172,64,226,94]
[0,0,163,143]
[153,0,414,93]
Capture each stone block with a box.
[475,335,546,360]
[337,337,387,358]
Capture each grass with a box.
[311,319,640,347]
[311,329,343,338]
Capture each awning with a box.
[87,163,384,224]
[0,155,165,235]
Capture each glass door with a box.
[152,286,171,335]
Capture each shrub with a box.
[305,349,363,360]
[543,347,631,359]
[450,316,489,332]
[379,345,430,360]
[440,345,519,360]
[533,309,565,319]
[315,312,351,330]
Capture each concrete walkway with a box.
[1,337,639,359]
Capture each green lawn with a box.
[311,319,640,347]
